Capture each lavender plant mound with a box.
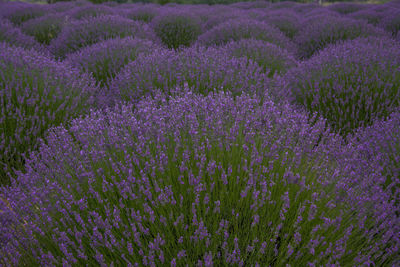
[350,110,400,205]
[197,18,295,53]
[49,15,159,59]
[220,39,298,77]
[65,37,160,88]
[123,5,160,23]
[280,37,400,136]
[0,42,97,186]
[21,13,68,45]
[259,10,301,39]
[66,5,116,20]
[327,2,367,15]
[152,11,202,49]
[110,46,267,104]
[0,20,46,53]
[349,8,385,26]
[201,11,249,31]
[295,15,389,59]
[49,1,86,13]
[378,9,400,38]
[0,2,49,25]
[229,1,271,9]
[2,90,398,265]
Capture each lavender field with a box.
[0,0,400,265]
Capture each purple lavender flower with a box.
[196,18,296,53]
[21,13,69,45]
[0,20,47,53]
[278,36,400,136]
[327,2,367,15]
[110,45,267,105]
[1,89,398,265]
[0,42,97,185]
[65,37,160,88]
[49,14,159,59]
[0,1,49,25]
[295,14,389,59]
[152,10,202,49]
[220,39,298,77]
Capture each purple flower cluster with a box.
[65,37,160,88]
[122,4,160,23]
[3,89,398,265]
[0,19,47,53]
[278,36,400,136]
[0,42,97,185]
[49,14,159,59]
[295,14,389,59]
[220,39,298,77]
[21,13,69,45]
[110,45,267,104]
[151,10,202,49]
[1,1,400,266]
[0,1,49,25]
[197,18,296,53]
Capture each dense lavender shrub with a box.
[65,37,160,88]
[49,1,87,13]
[197,18,295,53]
[269,1,299,10]
[21,13,68,45]
[327,2,367,15]
[0,2,49,25]
[295,15,388,59]
[0,42,97,185]
[291,3,320,14]
[378,9,400,38]
[0,20,46,53]
[67,5,116,20]
[302,8,340,19]
[201,11,249,31]
[258,9,301,39]
[279,37,400,136]
[229,1,270,9]
[49,15,159,59]
[2,90,398,265]
[350,110,400,206]
[123,5,160,23]
[221,39,298,77]
[349,8,385,26]
[152,11,202,49]
[110,46,267,104]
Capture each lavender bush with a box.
[258,10,301,39]
[0,42,97,185]
[350,110,400,206]
[49,15,159,59]
[123,4,160,23]
[0,2,49,25]
[327,2,367,15]
[0,20,46,53]
[1,1,400,266]
[110,46,267,104]
[65,37,160,88]
[197,18,296,53]
[2,90,398,265]
[152,11,202,49]
[21,13,68,45]
[295,15,389,59]
[66,4,116,20]
[220,39,298,77]
[278,37,400,136]
[378,9,400,38]
[349,8,385,26]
